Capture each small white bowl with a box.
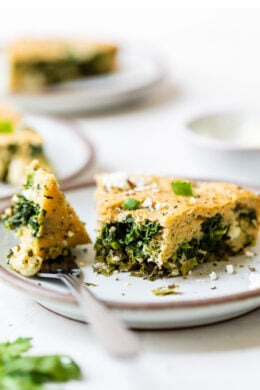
[186,111,260,151]
[183,111,260,185]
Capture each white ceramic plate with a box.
[1,184,260,329]
[5,47,165,113]
[0,115,94,200]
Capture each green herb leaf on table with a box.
[122,198,141,210]
[0,337,81,389]
[171,180,194,196]
[0,376,43,390]
[0,337,32,362]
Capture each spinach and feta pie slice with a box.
[0,103,51,185]
[94,172,260,280]
[8,38,118,91]
[2,160,91,276]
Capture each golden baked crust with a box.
[0,102,21,125]
[2,160,91,276]
[94,172,260,279]
[8,38,117,62]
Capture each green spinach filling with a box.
[94,209,257,280]
[15,52,115,86]
[170,214,231,276]
[29,144,44,157]
[94,215,162,276]
[152,284,180,296]
[7,143,19,155]
[233,204,257,247]
[2,195,44,238]
[234,204,257,226]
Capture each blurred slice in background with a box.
[0,38,165,114]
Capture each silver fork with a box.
[37,255,139,358]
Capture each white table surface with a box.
[1,6,260,390]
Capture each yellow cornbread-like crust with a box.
[94,173,260,277]
[0,103,21,125]
[10,160,91,260]
[9,38,118,62]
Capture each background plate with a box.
[1,185,260,329]
[5,47,165,113]
[0,115,94,200]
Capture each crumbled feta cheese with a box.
[209,271,218,281]
[228,223,241,240]
[142,197,153,209]
[22,188,35,202]
[249,273,260,290]
[155,202,167,210]
[4,207,12,216]
[130,178,145,191]
[102,172,129,191]
[126,189,135,195]
[112,256,121,262]
[245,250,255,258]
[189,197,196,204]
[130,178,157,192]
[226,264,235,274]
[9,244,43,277]
[109,226,116,233]
[12,194,19,203]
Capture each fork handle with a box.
[58,274,139,358]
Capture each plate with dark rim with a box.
[0,182,260,329]
[0,115,95,200]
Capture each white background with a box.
[1,4,260,390]
[2,7,260,182]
